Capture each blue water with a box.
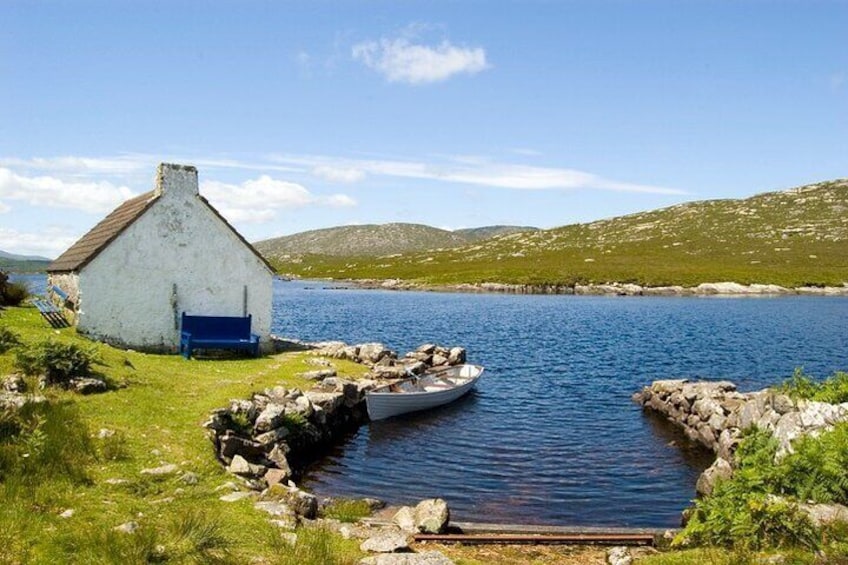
[273,280,848,527]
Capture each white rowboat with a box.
[365,364,484,421]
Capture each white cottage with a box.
[47,163,274,353]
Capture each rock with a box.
[431,354,448,366]
[219,431,266,460]
[607,546,632,565]
[254,426,290,447]
[301,369,337,381]
[798,502,848,527]
[773,412,803,458]
[359,551,455,565]
[114,521,139,534]
[696,457,733,497]
[264,467,291,487]
[219,491,254,502]
[227,455,266,478]
[69,377,108,394]
[2,374,26,393]
[359,529,410,553]
[447,347,466,365]
[140,463,179,476]
[59,509,75,519]
[372,365,409,379]
[254,403,287,434]
[266,444,292,472]
[401,361,427,376]
[179,472,200,485]
[415,498,450,534]
[265,484,319,520]
[416,344,437,355]
[305,390,345,413]
[393,506,417,532]
[359,343,393,365]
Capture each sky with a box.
[1,1,846,259]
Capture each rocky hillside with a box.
[253,223,537,261]
[272,179,848,289]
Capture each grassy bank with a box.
[0,305,368,564]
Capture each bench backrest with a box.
[181,313,252,339]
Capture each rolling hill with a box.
[264,179,848,289]
[253,223,537,261]
[0,250,52,273]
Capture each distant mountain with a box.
[0,250,52,262]
[453,225,539,240]
[270,179,848,289]
[253,223,539,261]
[0,250,52,273]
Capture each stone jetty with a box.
[633,379,848,501]
[205,340,467,562]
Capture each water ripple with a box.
[275,281,848,526]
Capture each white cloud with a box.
[352,36,489,84]
[312,165,367,183]
[270,154,684,195]
[0,201,10,213]
[0,227,79,259]
[0,155,151,176]
[201,175,357,224]
[0,168,137,214]
[322,194,357,207]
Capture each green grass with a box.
[272,180,848,289]
[321,499,373,523]
[0,304,369,564]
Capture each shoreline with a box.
[290,277,848,297]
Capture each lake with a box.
[273,280,848,527]
[12,274,848,526]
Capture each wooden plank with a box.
[413,532,655,546]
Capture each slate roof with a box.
[48,190,274,274]
[48,191,158,273]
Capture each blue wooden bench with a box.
[32,298,70,328]
[179,312,260,359]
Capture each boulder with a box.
[607,546,632,565]
[69,377,108,395]
[227,455,265,478]
[254,426,290,447]
[264,467,290,487]
[219,431,266,460]
[415,498,450,534]
[254,403,287,434]
[2,374,26,393]
[305,390,345,413]
[140,463,179,476]
[265,484,318,520]
[416,344,437,355]
[431,354,448,367]
[360,529,410,553]
[301,369,337,381]
[695,457,733,497]
[798,502,848,528]
[359,343,392,365]
[359,551,456,565]
[447,347,466,365]
[393,506,417,533]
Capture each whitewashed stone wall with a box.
[76,164,273,352]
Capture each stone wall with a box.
[633,379,848,496]
[205,341,468,489]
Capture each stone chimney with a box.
[154,163,198,199]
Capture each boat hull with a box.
[366,365,483,421]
